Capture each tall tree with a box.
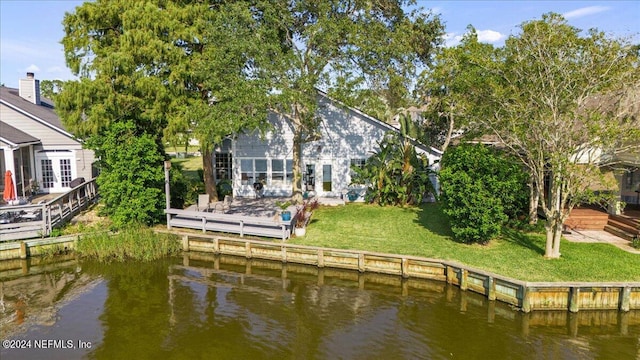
[268,0,444,202]
[416,28,497,153]
[480,14,640,258]
[56,0,277,205]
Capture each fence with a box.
[0,178,98,241]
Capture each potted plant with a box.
[275,200,292,221]
[293,208,310,236]
[293,198,319,236]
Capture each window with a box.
[241,159,268,185]
[625,171,634,190]
[60,159,72,187]
[241,159,254,185]
[350,158,367,178]
[215,153,232,180]
[272,159,284,184]
[41,159,54,189]
[286,160,293,184]
[323,164,332,192]
[255,159,267,183]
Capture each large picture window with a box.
[241,158,293,186]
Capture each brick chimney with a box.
[19,72,41,105]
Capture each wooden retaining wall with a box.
[0,230,638,313]
[0,235,78,261]
[162,230,640,313]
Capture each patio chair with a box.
[197,194,210,212]
[213,195,233,213]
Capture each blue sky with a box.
[1,1,638,88]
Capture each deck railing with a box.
[0,178,98,241]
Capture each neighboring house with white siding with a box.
[213,90,441,199]
[0,73,96,199]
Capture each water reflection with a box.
[0,254,638,359]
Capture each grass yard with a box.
[289,203,640,282]
[171,156,202,181]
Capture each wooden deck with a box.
[165,207,295,241]
[565,206,640,241]
[0,179,98,241]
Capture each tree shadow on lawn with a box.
[501,227,545,255]
[412,203,455,238]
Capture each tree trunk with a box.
[291,132,303,204]
[441,112,455,153]
[528,174,539,225]
[203,150,218,201]
[544,177,563,259]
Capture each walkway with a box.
[563,229,640,254]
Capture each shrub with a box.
[88,122,166,228]
[439,144,528,244]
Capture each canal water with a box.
[1,254,638,359]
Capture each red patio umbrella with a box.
[3,170,16,202]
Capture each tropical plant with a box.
[351,132,435,206]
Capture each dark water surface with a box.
[1,254,638,359]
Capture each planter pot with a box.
[281,211,291,221]
[294,227,306,237]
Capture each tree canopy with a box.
[266,0,444,201]
[56,0,281,203]
[453,13,640,258]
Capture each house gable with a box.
[231,90,441,197]
[0,86,80,148]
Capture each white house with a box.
[0,73,96,199]
[213,90,441,199]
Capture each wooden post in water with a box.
[487,276,496,301]
[521,287,531,313]
[401,258,409,278]
[19,241,28,259]
[620,287,631,312]
[446,265,455,284]
[182,235,189,252]
[459,269,468,291]
[569,287,580,312]
[164,161,171,227]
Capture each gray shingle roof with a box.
[0,121,39,145]
[0,85,65,130]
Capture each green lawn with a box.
[288,203,640,282]
[171,156,202,181]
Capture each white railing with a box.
[0,178,98,241]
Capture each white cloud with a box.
[443,29,505,47]
[563,6,610,20]
[476,29,505,43]
[25,64,41,73]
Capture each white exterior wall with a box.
[1,104,90,193]
[232,94,441,198]
[0,105,79,147]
